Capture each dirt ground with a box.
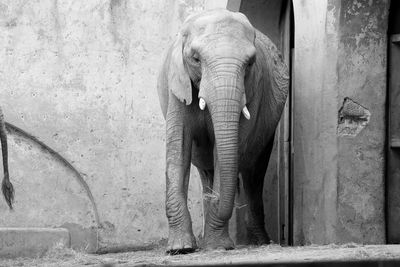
[1,243,400,267]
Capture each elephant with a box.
[0,107,14,209]
[157,9,288,253]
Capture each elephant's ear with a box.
[270,49,289,105]
[259,32,288,101]
[168,34,192,105]
[254,30,289,122]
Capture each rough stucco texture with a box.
[293,0,387,245]
[336,0,388,244]
[292,0,341,245]
[0,0,224,249]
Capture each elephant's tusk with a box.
[199,98,206,110]
[242,106,250,120]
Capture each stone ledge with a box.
[0,227,70,258]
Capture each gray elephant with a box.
[157,9,288,253]
[0,107,14,209]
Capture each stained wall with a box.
[292,0,388,245]
[0,0,226,251]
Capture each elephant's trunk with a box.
[205,74,243,222]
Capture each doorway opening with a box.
[227,0,294,246]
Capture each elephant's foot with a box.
[247,226,271,245]
[166,227,197,254]
[203,223,234,251]
[204,235,234,251]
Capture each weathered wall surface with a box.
[387,1,400,244]
[292,0,388,245]
[292,0,340,245]
[0,0,226,250]
[335,0,388,244]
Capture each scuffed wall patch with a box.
[337,97,371,137]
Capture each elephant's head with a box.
[168,10,257,221]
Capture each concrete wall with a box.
[0,0,226,251]
[387,1,400,244]
[292,0,388,245]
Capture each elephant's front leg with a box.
[165,99,196,254]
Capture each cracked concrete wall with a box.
[0,0,226,250]
[337,97,371,137]
[293,0,388,245]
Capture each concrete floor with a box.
[1,244,400,267]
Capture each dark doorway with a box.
[227,0,294,246]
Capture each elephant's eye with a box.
[248,55,256,66]
[192,53,200,64]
